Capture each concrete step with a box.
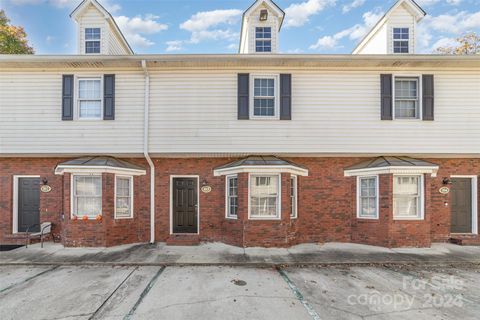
[449,236,480,246]
[166,234,200,246]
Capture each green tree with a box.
[435,32,480,55]
[0,10,34,54]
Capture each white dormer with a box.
[239,0,285,54]
[70,0,133,55]
[352,0,426,55]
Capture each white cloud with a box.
[99,0,121,13]
[227,43,238,50]
[342,0,365,14]
[284,0,336,27]
[180,9,242,44]
[415,0,441,6]
[46,35,55,44]
[417,10,480,52]
[431,37,458,50]
[165,40,183,52]
[310,9,383,50]
[115,15,168,48]
[446,0,462,4]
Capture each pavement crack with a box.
[0,266,60,294]
[152,294,298,311]
[276,267,322,320]
[123,266,166,320]
[88,266,138,320]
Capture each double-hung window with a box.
[115,176,133,219]
[291,175,298,219]
[78,78,102,119]
[72,175,102,218]
[255,27,271,52]
[85,28,101,54]
[249,174,280,219]
[357,176,378,219]
[393,28,409,53]
[226,175,238,219]
[393,175,423,219]
[394,77,419,119]
[252,76,277,118]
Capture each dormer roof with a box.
[352,0,426,54]
[242,0,285,31]
[70,0,134,55]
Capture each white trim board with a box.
[169,175,200,235]
[451,175,478,235]
[12,175,41,234]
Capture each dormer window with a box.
[255,27,271,53]
[393,28,409,54]
[85,27,101,54]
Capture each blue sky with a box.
[1,0,479,54]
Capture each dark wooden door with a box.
[451,178,472,233]
[18,178,40,232]
[172,178,198,233]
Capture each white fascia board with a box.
[344,165,438,177]
[55,165,146,176]
[214,165,308,177]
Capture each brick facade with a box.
[1,157,479,248]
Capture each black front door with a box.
[451,178,472,233]
[18,178,40,232]
[172,178,198,233]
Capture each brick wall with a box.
[1,157,480,248]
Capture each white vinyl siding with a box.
[387,4,415,54]
[393,175,424,220]
[72,175,102,219]
[249,174,281,219]
[246,4,278,54]
[0,71,144,154]
[115,175,133,219]
[357,176,379,219]
[146,71,480,155]
[226,175,238,219]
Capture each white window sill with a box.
[226,216,238,220]
[249,117,280,121]
[357,216,379,220]
[393,216,424,221]
[248,216,281,221]
[114,216,134,220]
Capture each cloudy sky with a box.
[1,0,479,54]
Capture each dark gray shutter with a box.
[280,74,292,120]
[380,74,393,120]
[422,74,434,121]
[62,75,74,120]
[104,74,115,120]
[238,73,249,120]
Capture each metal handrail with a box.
[26,222,52,248]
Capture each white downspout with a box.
[142,59,155,244]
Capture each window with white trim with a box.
[250,174,280,219]
[78,78,102,119]
[252,76,277,118]
[393,28,409,53]
[357,176,378,219]
[255,27,271,52]
[115,176,133,219]
[291,175,297,219]
[73,175,102,218]
[393,175,423,219]
[226,175,238,218]
[85,27,101,54]
[394,77,419,119]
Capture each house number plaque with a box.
[41,185,52,193]
[439,186,450,194]
[201,186,212,193]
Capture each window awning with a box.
[213,156,308,176]
[344,156,438,177]
[55,156,146,176]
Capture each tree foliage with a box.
[435,32,480,55]
[0,10,34,54]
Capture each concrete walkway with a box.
[1,242,480,266]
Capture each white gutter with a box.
[142,59,155,244]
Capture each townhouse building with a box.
[1,0,479,247]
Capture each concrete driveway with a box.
[1,264,479,320]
